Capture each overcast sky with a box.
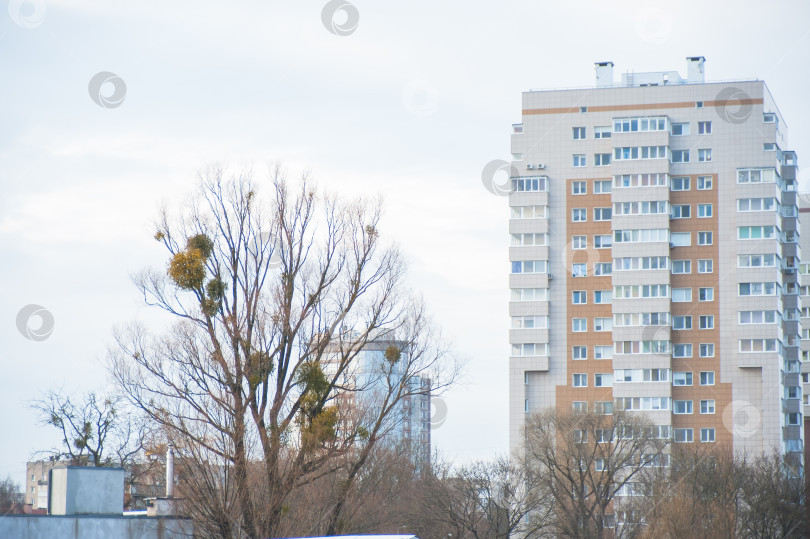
[2,0,810,486]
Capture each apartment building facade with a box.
[509,58,803,462]
[24,460,58,510]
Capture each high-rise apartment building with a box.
[509,58,802,461]
[323,338,432,463]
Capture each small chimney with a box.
[595,61,614,87]
[686,56,705,83]
[166,444,175,498]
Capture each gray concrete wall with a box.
[0,515,192,539]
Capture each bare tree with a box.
[627,447,806,539]
[524,409,670,539]
[31,389,145,467]
[737,452,807,538]
[110,166,457,538]
[421,455,552,539]
[632,445,739,539]
[0,476,22,514]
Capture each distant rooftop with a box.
[527,56,761,93]
[594,57,706,88]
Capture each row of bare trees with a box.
[417,410,807,539]
[31,391,808,538]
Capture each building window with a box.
[572,291,587,304]
[594,317,612,331]
[613,116,667,132]
[511,206,548,219]
[572,236,587,249]
[699,287,714,302]
[510,288,548,301]
[737,168,778,184]
[614,256,668,271]
[614,284,669,299]
[614,229,670,243]
[572,208,587,222]
[673,315,692,330]
[594,373,613,387]
[573,154,587,167]
[738,225,777,239]
[593,207,612,221]
[786,413,801,426]
[594,126,612,138]
[594,290,612,304]
[674,428,694,443]
[616,396,670,412]
[672,260,691,274]
[671,150,690,163]
[672,288,692,302]
[671,176,690,191]
[700,428,716,442]
[699,315,714,329]
[671,122,690,136]
[698,204,712,218]
[697,176,713,190]
[573,346,588,360]
[512,316,549,329]
[673,400,693,414]
[573,374,588,387]
[699,371,715,386]
[614,173,668,188]
[763,113,776,123]
[739,282,778,296]
[571,181,587,195]
[699,343,715,357]
[698,148,712,162]
[739,339,778,352]
[573,318,587,332]
[572,263,587,277]
[614,200,669,216]
[594,262,612,276]
[593,235,612,249]
[511,260,548,274]
[697,231,713,245]
[512,177,548,192]
[595,153,612,166]
[739,311,778,324]
[701,400,715,414]
[673,372,693,386]
[512,343,549,356]
[698,259,713,273]
[670,232,691,247]
[738,254,778,267]
[673,344,693,358]
[696,101,704,108]
[613,146,667,160]
[594,346,613,360]
[671,204,691,219]
[698,121,712,134]
[572,401,588,414]
[594,179,612,193]
[511,233,549,246]
[573,127,586,139]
